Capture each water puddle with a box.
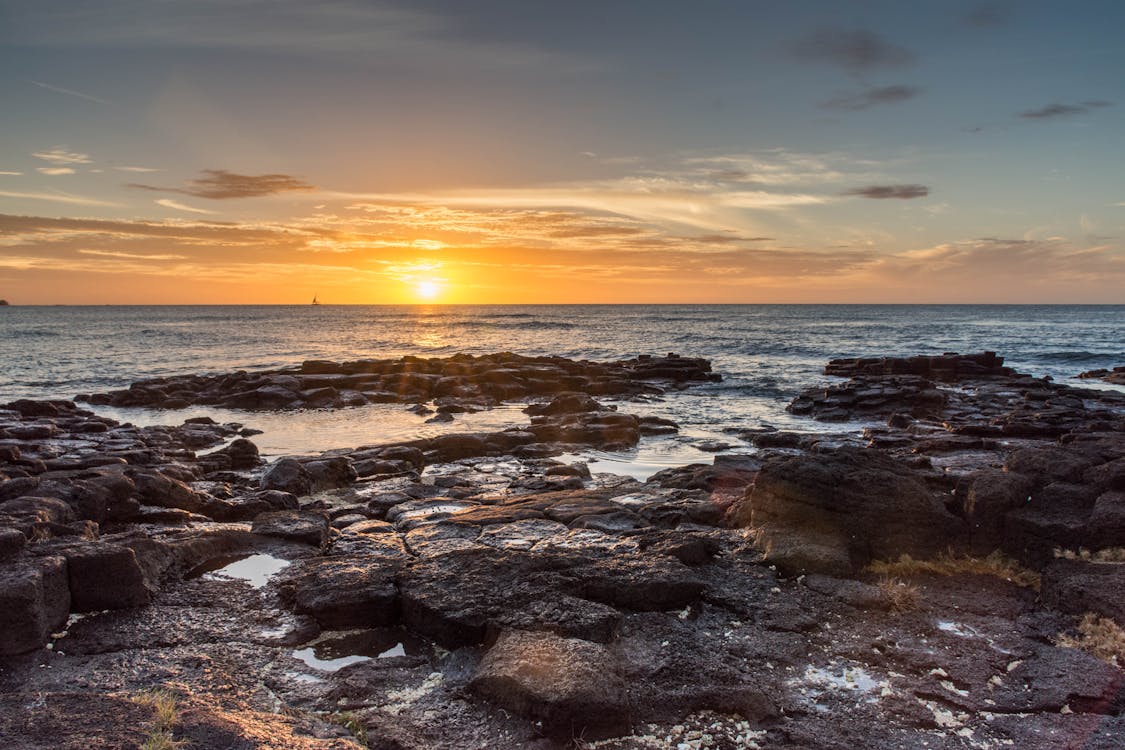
[187,553,291,588]
[292,628,429,671]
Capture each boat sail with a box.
[312,294,320,305]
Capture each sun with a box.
[416,280,440,300]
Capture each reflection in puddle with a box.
[187,553,291,588]
[292,628,429,672]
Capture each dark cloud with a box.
[1019,101,1112,119]
[822,85,921,111]
[791,29,914,72]
[843,184,930,199]
[129,169,315,199]
[961,3,1012,28]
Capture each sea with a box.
[2,305,1122,478]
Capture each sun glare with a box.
[416,280,440,299]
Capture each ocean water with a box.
[2,305,1122,469]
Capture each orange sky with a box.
[1,2,1123,304]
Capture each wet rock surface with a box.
[1,350,1123,749]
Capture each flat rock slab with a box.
[251,511,330,548]
[470,629,630,739]
[276,555,400,628]
[0,555,69,655]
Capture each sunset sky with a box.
[1,0,1123,304]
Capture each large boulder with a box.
[0,556,69,654]
[730,447,965,575]
[470,630,630,740]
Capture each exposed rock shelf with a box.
[1,350,1123,749]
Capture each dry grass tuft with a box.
[865,550,1040,590]
[878,576,921,612]
[1054,547,1125,563]
[1056,613,1125,668]
[330,711,369,747]
[133,689,187,750]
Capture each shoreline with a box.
[1,351,1123,748]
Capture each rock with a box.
[131,470,216,516]
[580,556,704,610]
[207,437,261,469]
[1041,559,1125,626]
[730,447,965,575]
[303,456,356,491]
[1087,491,1125,548]
[277,555,399,628]
[470,630,630,740]
[398,548,621,647]
[956,469,1033,554]
[1005,447,1093,487]
[43,540,153,611]
[261,458,311,496]
[0,556,69,655]
[211,489,298,521]
[251,510,330,548]
[0,527,27,558]
[525,392,608,416]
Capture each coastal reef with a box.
[2,352,1124,749]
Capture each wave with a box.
[1034,350,1123,363]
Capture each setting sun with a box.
[416,280,440,300]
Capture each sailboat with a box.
[311,293,320,305]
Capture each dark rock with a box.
[955,469,1033,554]
[580,556,704,611]
[261,458,311,496]
[471,630,630,740]
[1005,447,1093,487]
[303,456,357,491]
[0,527,27,558]
[730,447,965,575]
[277,555,400,628]
[1087,491,1125,549]
[0,556,69,655]
[1041,559,1125,626]
[43,540,153,611]
[524,392,608,416]
[251,510,330,548]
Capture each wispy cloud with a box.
[1019,101,1112,119]
[29,80,109,105]
[155,198,216,214]
[0,191,121,207]
[37,167,77,176]
[0,171,23,176]
[791,28,914,73]
[32,148,92,166]
[114,166,160,173]
[822,85,921,111]
[130,169,315,199]
[843,184,930,199]
[78,249,188,260]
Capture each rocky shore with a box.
[1,352,1123,749]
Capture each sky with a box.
[0,0,1123,304]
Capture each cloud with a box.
[155,198,216,214]
[29,80,109,105]
[1019,101,1112,119]
[129,169,315,199]
[843,184,930,199]
[37,167,76,176]
[791,28,914,72]
[114,166,160,173]
[0,171,24,176]
[0,191,121,207]
[79,249,188,260]
[822,85,921,111]
[32,148,92,165]
[961,3,1012,28]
